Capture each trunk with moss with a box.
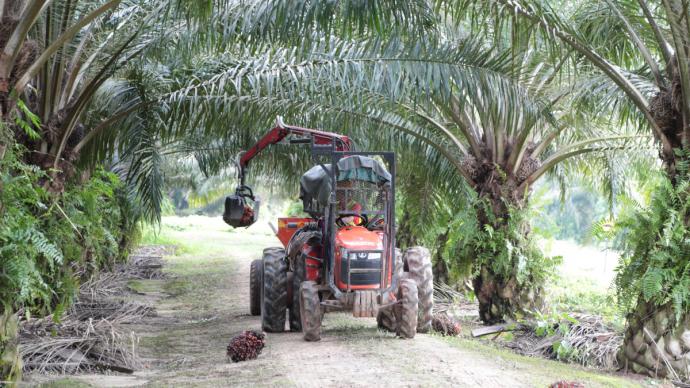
[467,160,551,324]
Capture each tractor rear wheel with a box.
[249,259,263,316]
[404,247,433,333]
[262,247,287,332]
[395,277,418,339]
[377,248,402,332]
[300,281,322,341]
[289,253,306,331]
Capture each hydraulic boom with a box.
[224,117,352,227]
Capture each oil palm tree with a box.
[151,30,647,323]
[442,0,690,378]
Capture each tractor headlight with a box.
[349,251,381,261]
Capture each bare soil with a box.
[30,217,657,387]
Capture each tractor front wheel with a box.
[249,259,263,316]
[404,247,433,333]
[376,248,402,333]
[262,247,287,332]
[300,281,322,341]
[395,277,419,339]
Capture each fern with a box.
[1,148,140,314]
[29,229,64,268]
[641,269,663,301]
[612,158,690,322]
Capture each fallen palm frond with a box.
[563,314,622,370]
[19,246,164,374]
[506,313,622,370]
[434,281,461,313]
[19,313,140,374]
[433,281,477,315]
[117,245,171,280]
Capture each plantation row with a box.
[1,0,689,383]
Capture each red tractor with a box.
[223,118,433,341]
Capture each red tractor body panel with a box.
[334,226,384,290]
[276,217,312,247]
[302,244,322,282]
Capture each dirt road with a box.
[71,217,649,387]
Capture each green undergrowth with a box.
[545,275,624,328]
[0,147,140,314]
[0,146,141,383]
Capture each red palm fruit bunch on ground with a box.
[227,331,266,362]
[432,313,462,336]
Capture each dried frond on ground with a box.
[433,282,476,315]
[562,314,622,370]
[20,314,139,374]
[117,245,171,280]
[19,246,166,374]
[226,331,265,362]
[507,313,622,370]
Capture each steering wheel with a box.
[336,213,369,227]
[367,216,385,230]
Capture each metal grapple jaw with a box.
[223,186,261,228]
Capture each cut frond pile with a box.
[18,247,162,374]
[117,245,171,280]
[507,313,622,370]
[433,281,478,317]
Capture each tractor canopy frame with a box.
[320,151,397,300]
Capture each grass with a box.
[37,378,94,388]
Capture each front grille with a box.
[340,258,381,286]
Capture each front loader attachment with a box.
[223,186,260,228]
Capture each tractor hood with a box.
[334,226,383,251]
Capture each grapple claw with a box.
[223,186,260,228]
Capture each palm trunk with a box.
[619,300,690,379]
[472,263,544,324]
[620,67,690,379]
[471,185,544,324]
[432,229,449,284]
[396,203,417,249]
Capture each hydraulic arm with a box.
[224,117,352,227]
[237,117,351,185]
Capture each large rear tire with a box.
[404,247,433,333]
[395,277,418,339]
[289,253,306,331]
[300,281,322,341]
[262,247,287,332]
[249,259,263,316]
[377,248,402,332]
